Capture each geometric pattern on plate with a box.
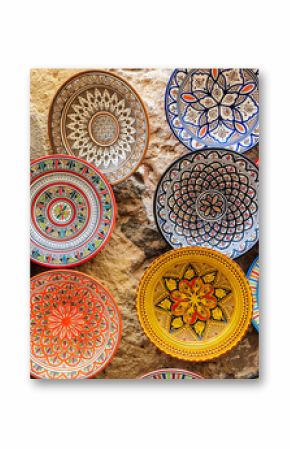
[165,68,259,153]
[30,270,121,379]
[137,247,253,362]
[48,70,149,185]
[154,149,259,259]
[31,155,116,267]
[140,368,204,379]
[247,257,259,332]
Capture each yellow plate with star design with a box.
[137,247,252,361]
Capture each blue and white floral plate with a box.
[165,68,259,153]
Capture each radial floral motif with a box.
[156,264,228,338]
[30,270,121,379]
[49,71,149,184]
[165,68,259,153]
[30,155,116,267]
[47,305,85,339]
[155,149,259,259]
[137,247,253,362]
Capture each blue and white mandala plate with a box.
[165,68,259,153]
[154,149,259,259]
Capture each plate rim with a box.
[246,256,259,332]
[153,147,259,259]
[139,368,204,379]
[47,69,150,185]
[30,269,122,379]
[137,246,253,362]
[30,153,117,268]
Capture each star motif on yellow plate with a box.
[156,264,230,338]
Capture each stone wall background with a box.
[30,68,259,379]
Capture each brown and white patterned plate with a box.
[48,70,149,185]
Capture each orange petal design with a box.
[241,83,255,93]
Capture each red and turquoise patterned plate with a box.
[30,270,122,379]
[140,368,204,379]
[247,257,259,331]
[30,155,116,267]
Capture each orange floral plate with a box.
[137,247,252,362]
[30,270,122,379]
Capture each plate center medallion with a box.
[196,190,227,221]
[88,111,120,146]
[48,199,75,226]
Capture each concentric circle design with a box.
[154,149,259,259]
[165,68,259,153]
[30,155,116,267]
[49,70,149,185]
[137,247,253,362]
[48,198,76,226]
[140,368,204,379]
[247,257,259,332]
[30,270,122,379]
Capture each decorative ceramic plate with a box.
[48,70,149,185]
[154,149,259,259]
[165,68,259,153]
[30,270,121,379]
[247,257,259,331]
[30,155,116,267]
[140,368,203,379]
[137,247,252,362]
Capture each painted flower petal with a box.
[170,289,189,302]
[235,122,247,134]
[220,106,234,121]
[211,68,219,80]
[164,277,178,292]
[183,105,200,125]
[170,316,184,330]
[178,280,193,296]
[211,83,224,102]
[196,305,211,321]
[181,93,198,103]
[223,69,243,87]
[211,306,225,321]
[206,106,219,124]
[183,307,197,324]
[222,93,238,106]
[157,298,173,311]
[200,296,217,309]
[193,320,206,337]
[214,288,230,299]
[236,97,258,121]
[202,272,217,283]
[191,74,208,91]
[199,283,214,297]
[183,264,196,280]
[240,83,256,94]
[172,301,191,316]
[200,96,217,109]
